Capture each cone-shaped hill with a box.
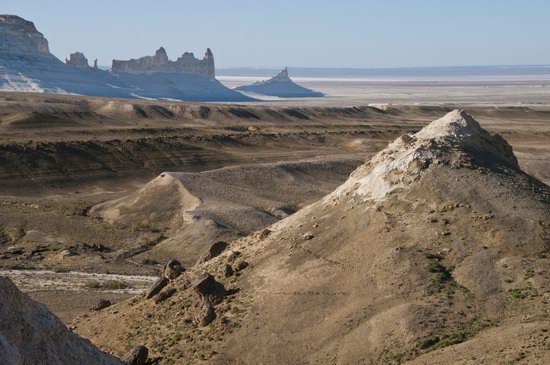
[90,157,360,266]
[235,68,324,98]
[75,110,550,364]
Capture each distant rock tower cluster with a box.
[111,46,215,78]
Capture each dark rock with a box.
[6,247,24,255]
[226,251,241,263]
[258,229,271,240]
[0,231,11,245]
[163,259,184,280]
[153,288,176,304]
[224,264,234,277]
[192,273,225,304]
[145,277,168,299]
[195,301,216,327]
[198,241,228,264]
[92,299,111,311]
[89,243,109,252]
[123,345,148,365]
[235,260,249,272]
[30,245,49,255]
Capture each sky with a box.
[3,0,550,68]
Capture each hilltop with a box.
[74,110,550,364]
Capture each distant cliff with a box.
[235,68,323,98]
[112,47,215,78]
[0,15,50,55]
[0,15,251,102]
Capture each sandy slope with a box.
[90,157,361,265]
[75,110,550,364]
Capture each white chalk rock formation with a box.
[0,14,252,101]
[0,276,123,365]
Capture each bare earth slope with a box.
[90,157,361,265]
[75,110,550,364]
[0,276,123,365]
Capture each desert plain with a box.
[1,77,549,364]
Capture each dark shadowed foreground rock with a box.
[0,276,123,364]
[122,345,148,365]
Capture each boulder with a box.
[122,345,148,365]
[235,260,249,272]
[195,301,216,327]
[258,228,271,240]
[224,264,234,277]
[153,288,176,304]
[192,273,225,304]
[163,259,184,280]
[144,277,168,299]
[198,241,228,263]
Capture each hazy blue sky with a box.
[4,0,550,68]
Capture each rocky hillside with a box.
[235,67,323,98]
[75,110,550,364]
[0,276,123,365]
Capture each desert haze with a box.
[0,6,549,365]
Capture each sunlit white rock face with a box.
[0,276,124,365]
[327,110,518,203]
[0,15,251,101]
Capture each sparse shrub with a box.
[418,335,440,349]
[427,260,452,289]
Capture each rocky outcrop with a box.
[112,47,215,78]
[198,241,228,263]
[66,52,90,68]
[192,273,225,304]
[122,345,148,365]
[0,14,251,101]
[235,67,323,98]
[163,259,184,280]
[0,15,50,55]
[0,276,123,364]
